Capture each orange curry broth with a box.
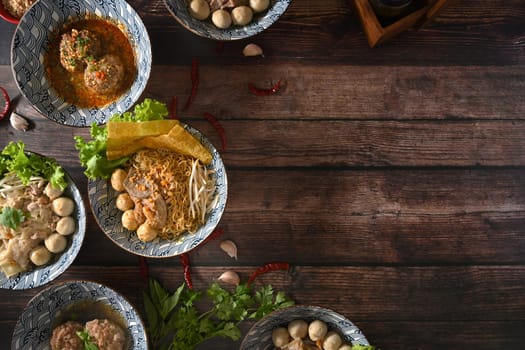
[44,18,137,108]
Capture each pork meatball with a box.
[85,318,126,350]
[50,321,85,350]
[84,54,125,94]
[60,29,101,72]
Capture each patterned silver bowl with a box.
[163,0,292,40]
[11,0,151,126]
[240,305,370,350]
[0,160,86,290]
[87,123,228,258]
[12,280,148,349]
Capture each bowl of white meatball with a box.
[163,0,292,40]
[240,305,372,350]
[0,162,86,290]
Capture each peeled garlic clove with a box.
[10,112,29,131]
[220,240,238,260]
[243,43,264,57]
[218,270,240,285]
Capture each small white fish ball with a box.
[30,246,52,266]
[116,193,134,211]
[322,331,343,350]
[272,327,290,347]
[288,319,308,340]
[231,6,253,26]
[308,320,328,341]
[249,0,270,13]
[189,0,210,20]
[51,197,75,217]
[56,216,76,236]
[45,233,67,253]
[137,223,158,242]
[110,169,127,192]
[212,9,232,29]
[44,182,63,200]
[122,210,139,231]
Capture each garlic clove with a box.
[220,239,238,260]
[242,43,264,57]
[10,112,30,131]
[218,270,240,285]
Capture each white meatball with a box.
[338,345,353,350]
[122,210,139,231]
[44,182,64,200]
[189,0,210,20]
[116,193,134,211]
[110,168,127,192]
[212,9,232,29]
[322,331,343,350]
[308,320,328,341]
[45,233,67,253]
[271,327,290,347]
[52,197,75,217]
[30,246,52,266]
[56,216,76,236]
[288,319,308,340]
[137,223,158,242]
[249,0,270,13]
[231,6,253,26]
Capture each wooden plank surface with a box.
[0,0,524,349]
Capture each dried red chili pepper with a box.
[203,112,227,151]
[247,262,290,286]
[0,87,11,121]
[183,58,199,111]
[204,227,225,244]
[180,253,193,289]
[138,256,149,281]
[248,80,283,96]
[169,96,178,119]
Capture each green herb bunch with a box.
[143,278,294,350]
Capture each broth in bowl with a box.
[45,17,137,108]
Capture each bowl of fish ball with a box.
[240,305,371,350]
[10,0,151,126]
[0,146,86,290]
[87,122,228,258]
[163,0,292,40]
[12,280,147,349]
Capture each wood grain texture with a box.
[1,0,525,349]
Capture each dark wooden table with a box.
[1,0,525,349]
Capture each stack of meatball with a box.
[60,28,124,95]
[51,318,126,350]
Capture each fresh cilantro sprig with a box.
[0,207,26,230]
[74,98,169,179]
[0,141,67,190]
[76,330,99,350]
[143,278,294,350]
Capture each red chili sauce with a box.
[44,18,137,108]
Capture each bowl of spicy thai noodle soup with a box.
[11,0,151,126]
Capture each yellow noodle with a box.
[128,149,214,240]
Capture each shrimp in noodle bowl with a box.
[117,148,216,241]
